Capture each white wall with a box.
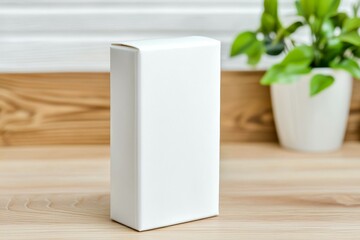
[0,0,354,72]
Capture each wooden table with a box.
[1,143,360,239]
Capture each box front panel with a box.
[138,43,220,230]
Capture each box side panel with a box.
[138,42,220,230]
[110,46,138,229]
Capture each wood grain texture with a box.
[1,143,360,239]
[0,73,110,145]
[0,72,359,146]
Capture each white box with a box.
[110,36,220,231]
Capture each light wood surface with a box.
[1,143,360,239]
[1,72,359,146]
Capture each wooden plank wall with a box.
[0,72,359,146]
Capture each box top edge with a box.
[111,36,219,51]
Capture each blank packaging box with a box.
[110,36,220,231]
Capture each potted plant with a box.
[231,0,360,152]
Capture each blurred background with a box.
[0,0,359,146]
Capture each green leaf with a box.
[353,1,360,17]
[312,17,323,34]
[298,0,340,19]
[261,13,276,33]
[283,63,312,74]
[315,0,340,18]
[281,45,314,66]
[230,31,264,65]
[354,47,360,58]
[295,0,303,16]
[230,31,257,57]
[263,0,282,30]
[299,0,316,19]
[330,12,348,27]
[260,65,290,85]
[310,74,335,96]
[260,63,311,85]
[261,45,314,85]
[285,21,303,35]
[343,17,360,32]
[339,32,360,46]
[331,58,360,78]
[264,0,278,18]
[246,41,265,65]
[324,38,344,62]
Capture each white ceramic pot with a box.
[271,68,353,152]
